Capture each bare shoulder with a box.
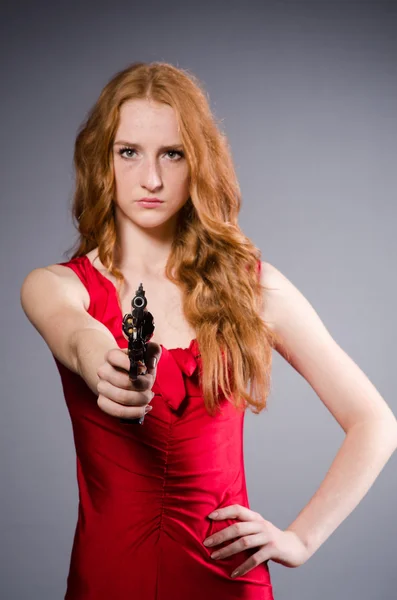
[20,258,116,374]
[259,260,294,333]
[259,259,329,357]
[260,260,287,291]
[21,261,90,312]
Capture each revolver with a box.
[119,283,155,425]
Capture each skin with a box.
[112,97,191,274]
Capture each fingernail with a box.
[151,357,157,369]
[145,405,153,413]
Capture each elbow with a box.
[348,417,397,447]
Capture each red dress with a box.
[54,255,274,600]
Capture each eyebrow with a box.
[113,140,184,150]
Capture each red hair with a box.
[66,61,280,417]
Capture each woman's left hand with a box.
[203,504,311,578]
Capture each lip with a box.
[137,197,164,203]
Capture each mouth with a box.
[137,199,164,208]
[138,200,164,202]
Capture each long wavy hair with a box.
[66,61,280,417]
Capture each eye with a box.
[117,147,184,161]
[118,147,136,159]
[166,150,184,161]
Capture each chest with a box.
[117,277,196,349]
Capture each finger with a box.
[98,357,151,391]
[128,372,153,392]
[210,532,267,560]
[209,505,260,522]
[97,393,149,420]
[97,379,150,407]
[144,342,162,376]
[106,349,156,391]
[205,521,261,547]
[110,343,162,376]
[97,363,133,390]
[107,347,130,372]
[231,547,272,579]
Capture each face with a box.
[112,98,190,231]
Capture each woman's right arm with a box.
[20,265,119,395]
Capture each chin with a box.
[132,214,176,229]
[116,203,182,229]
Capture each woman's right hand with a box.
[96,342,162,420]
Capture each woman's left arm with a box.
[261,261,397,558]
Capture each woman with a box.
[20,62,397,599]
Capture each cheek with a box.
[114,162,133,182]
[113,166,135,199]
[171,169,190,194]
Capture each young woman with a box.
[20,62,397,600]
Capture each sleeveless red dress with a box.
[54,255,274,600]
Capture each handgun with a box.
[119,283,155,425]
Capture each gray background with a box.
[2,0,396,598]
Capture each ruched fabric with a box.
[54,255,274,600]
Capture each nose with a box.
[140,157,163,192]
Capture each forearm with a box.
[285,420,397,557]
[73,328,120,395]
